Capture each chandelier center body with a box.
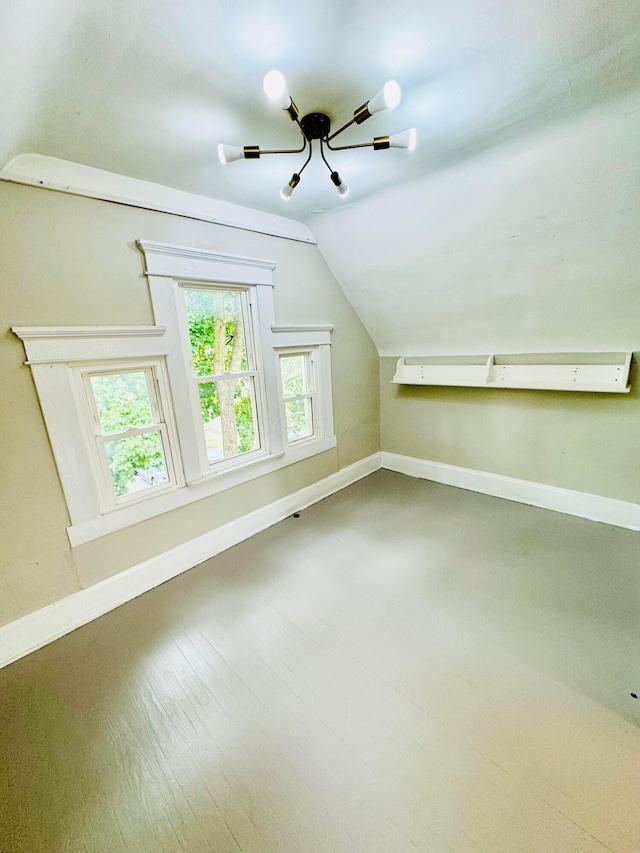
[300,113,331,141]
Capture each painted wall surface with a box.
[381,358,639,504]
[312,93,640,506]
[312,94,640,357]
[0,182,380,626]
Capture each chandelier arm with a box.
[258,136,308,156]
[319,140,335,174]
[296,141,314,176]
[319,141,349,197]
[325,139,374,152]
[326,115,359,142]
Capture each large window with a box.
[182,286,261,465]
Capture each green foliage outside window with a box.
[90,371,166,496]
[184,288,256,458]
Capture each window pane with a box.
[285,398,313,442]
[90,371,154,433]
[103,431,168,497]
[280,354,309,397]
[184,288,249,377]
[198,378,258,463]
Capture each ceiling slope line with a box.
[0,154,317,245]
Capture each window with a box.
[13,241,336,546]
[77,362,181,509]
[141,240,336,491]
[181,286,261,465]
[279,351,315,443]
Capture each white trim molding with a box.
[12,325,166,340]
[137,239,276,285]
[381,452,640,531]
[4,449,638,669]
[12,325,167,364]
[13,245,338,547]
[271,325,334,348]
[67,436,338,546]
[271,325,334,333]
[1,154,316,244]
[0,454,381,670]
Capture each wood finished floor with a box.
[1,470,639,852]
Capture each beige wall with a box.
[312,94,640,359]
[381,357,640,504]
[0,182,380,626]
[312,94,640,511]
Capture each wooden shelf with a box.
[392,352,632,393]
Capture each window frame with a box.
[13,242,336,547]
[278,348,318,446]
[141,241,336,494]
[74,359,183,511]
[177,282,268,472]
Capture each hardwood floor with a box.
[1,470,639,852]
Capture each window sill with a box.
[66,435,337,547]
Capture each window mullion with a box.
[282,393,313,403]
[95,423,163,443]
[195,371,256,383]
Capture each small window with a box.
[80,363,180,508]
[279,352,315,443]
[182,287,262,465]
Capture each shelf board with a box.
[392,352,632,393]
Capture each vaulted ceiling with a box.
[2,0,639,353]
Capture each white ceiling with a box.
[2,0,639,352]
[3,0,639,219]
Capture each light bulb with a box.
[388,128,417,150]
[217,143,243,164]
[263,69,291,109]
[280,172,300,200]
[383,80,402,109]
[280,182,294,200]
[330,171,350,198]
[368,80,402,115]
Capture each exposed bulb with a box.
[330,171,350,198]
[368,80,402,115]
[280,183,294,201]
[384,80,402,109]
[217,143,243,164]
[263,69,291,109]
[389,128,417,150]
[280,172,300,200]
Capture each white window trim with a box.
[12,326,173,532]
[139,240,335,491]
[278,349,317,445]
[175,282,271,475]
[139,240,284,483]
[13,243,336,548]
[274,334,334,444]
[74,359,184,512]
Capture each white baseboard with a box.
[0,453,381,669]
[4,450,636,669]
[381,452,640,531]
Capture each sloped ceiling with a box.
[2,0,640,353]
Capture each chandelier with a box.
[218,70,416,201]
